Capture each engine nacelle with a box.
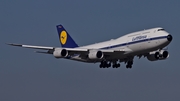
[159,50,169,60]
[147,50,169,61]
[88,50,104,59]
[147,52,159,61]
[53,48,68,58]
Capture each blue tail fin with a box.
[56,25,78,48]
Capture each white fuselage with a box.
[70,27,171,62]
[8,25,172,68]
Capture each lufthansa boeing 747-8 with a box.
[8,25,173,68]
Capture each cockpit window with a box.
[158,29,165,31]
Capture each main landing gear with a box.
[99,61,111,68]
[112,61,120,68]
[126,61,133,69]
[99,60,133,69]
[99,61,120,68]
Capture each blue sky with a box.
[1,0,180,101]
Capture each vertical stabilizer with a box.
[56,25,78,48]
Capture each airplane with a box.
[8,24,173,68]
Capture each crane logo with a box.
[60,31,67,45]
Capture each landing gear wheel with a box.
[129,65,132,68]
[112,63,120,68]
[126,61,133,69]
[99,61,111,68]
[126,65,132,68]
[126,65,129,68]
[99,64,103,68]
[117,64,120,67]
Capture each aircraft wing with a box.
[7,43,88,54]
[7,43,130,57]
[7,43,54,50]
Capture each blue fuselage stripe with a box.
[101,36,167,49]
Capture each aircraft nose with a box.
[167,34,173,41]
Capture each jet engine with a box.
[88,50,104,59]
[53,48,68,58]
[147,50,169,61]
[159,50,169,60]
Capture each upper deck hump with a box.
[116,27,163,39]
